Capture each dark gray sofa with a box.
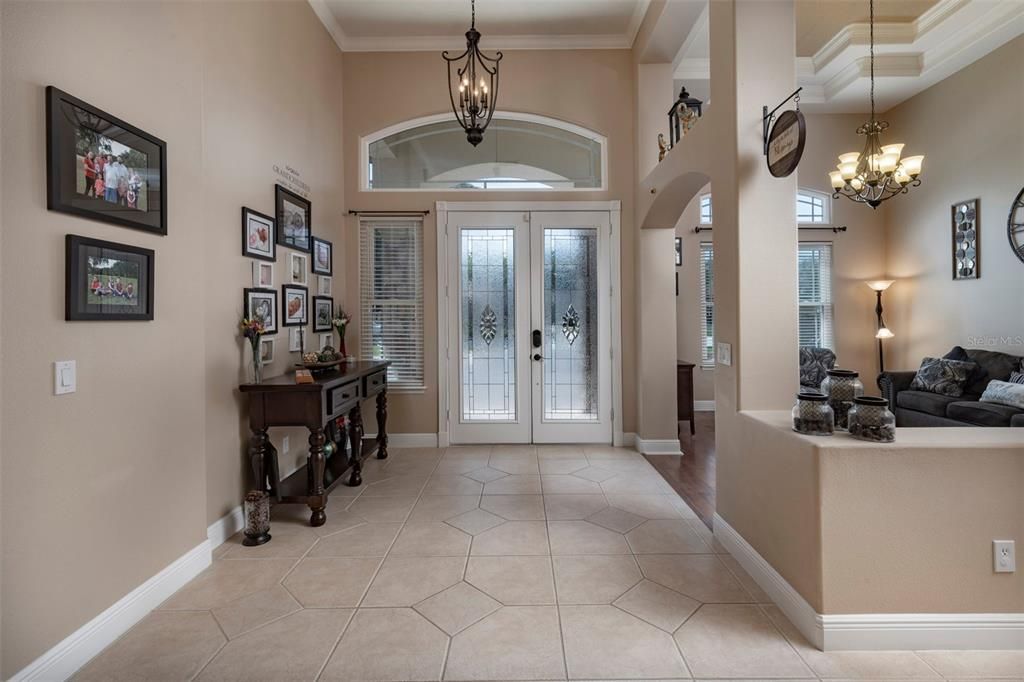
[878,348,1024,427]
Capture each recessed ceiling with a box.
[796,0,939,57]
[311,0,651,50]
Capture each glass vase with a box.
[250,339,263,384]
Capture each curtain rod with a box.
[349,210,430,216]
[692,225,847,234]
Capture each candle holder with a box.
[242,490,271,546]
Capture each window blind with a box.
[797,242,835,350]
[698,242,715,367]
[359,217,425,390]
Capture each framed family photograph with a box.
[252,261,273,288]
[275,185,311,252]
[317,275,332,296]
[312,237,333,275]
[66,235,154,321]
[244,288,278,335]
[242,207,275,261]
[47,87,167,235]
[289,252,308,285]
[313,296,334,332]
[282,284,308,326]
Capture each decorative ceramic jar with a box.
[848,396,896,443]
[242,490,271,546]
[792,392,835,436]
[821,369,863,430]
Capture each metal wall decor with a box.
[1009,186,1024,264]
[442,0,502,147]
[952,199,980,280]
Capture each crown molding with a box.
[308,0,652,52]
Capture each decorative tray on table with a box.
[296,348,344,373]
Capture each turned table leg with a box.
[307,427,327,527]
[376,388,389,460]
[346,404,364,486]
[248,429,269,491]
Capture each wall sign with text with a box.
[766,109,806,178]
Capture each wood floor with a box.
[644,411,716,529]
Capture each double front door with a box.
[445,210,612,444]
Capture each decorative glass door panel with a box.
[542,229,598,421]
[461,229,516,421]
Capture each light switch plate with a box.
[716,342,732,367]
[994,540,1016,573]
[54,360,76,395]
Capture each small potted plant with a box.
[240,315,267,383]
[332,306,351,360]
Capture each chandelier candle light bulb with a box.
[829,0,923,208]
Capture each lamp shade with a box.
[875,327,895,340]
[865,280,894,292]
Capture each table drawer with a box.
[363,369,387,397]
[327,380,361,418]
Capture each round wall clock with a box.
[1010,186,1024,264]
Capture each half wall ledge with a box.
[635,121,715,230]
[714,410,1024,651]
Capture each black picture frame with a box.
[47,86,167,235]
[66,234,154,321]
[675,237,683,266]
[244,288,278,335]
[242,207,276,261]
[313,296,334,332]
[282,284,308,326]
[312,237,333,275]
[275,185,311,252]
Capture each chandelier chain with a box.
[471,0,475,29]
[869,0,875,122]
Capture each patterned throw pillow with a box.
[980,380,1024,409]
[1010,371,1024,385]
[909,356,977,397]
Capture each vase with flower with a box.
[332,307,351,360]
[240,315,267,383]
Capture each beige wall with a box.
[0,1,343,675]
[676,114,888,402]
[340,50,637,436]
[883,35,1024,369]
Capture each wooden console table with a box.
[239,360,391,527]
[677,360,696,436]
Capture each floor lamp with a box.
[866,280,894,372]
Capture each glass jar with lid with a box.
[792,392,835,436]
[848,396,896,443]
[821,369,863,430]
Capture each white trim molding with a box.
[714,513,1024,651]
[634,438,683,456]
[11,541,212,681]
[207,506,245,549]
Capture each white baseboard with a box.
[634,438,683,456]
[713,513,1024,651]
[207,505,244,549]
[694,400,716,412]
[366,432,439,448]
[11,540,212,681]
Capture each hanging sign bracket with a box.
[762,87,803,156]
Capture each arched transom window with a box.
[361,112,606,191]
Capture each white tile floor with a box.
[76,445,1024,681]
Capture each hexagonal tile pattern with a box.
[548,520,631,555]
[488,456,540,475]
[613,579,700,633]
[586,506,646,533]
[423,474,484,495]
[638,554,753,603]
[626,519,711,554]
[282,557,382,607]
[362,556,464,607]
[446,508,506,535]
[539,458,589,474]
[211,585,301,638]
[543,494,608,520]
[158,558,296,610]
[561,605,689,680]
[674,604,813,679]
[322,608,448,682]
[344,495,418,522]
[219,527,318,559]
[465,556,556,605]
[270,504,367,537]
[414,581,501,635]
[541,474,603,494]
[471,521,550,556]
[480,494,545,521]
[571,465,618,483]
[605,494,688,520]
[307,522,402,558]
[445,606,565,681]
[464,466,508,483]
[408,494,480,523]
[390,521,472,556]
[552,555,641,604]
[482,474,542,494]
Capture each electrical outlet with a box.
[994,540,1015,573]
[282,436,290,454]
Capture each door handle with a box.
[533,353,543,361]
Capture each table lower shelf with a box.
[274,437,381,503]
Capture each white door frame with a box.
[436,200,623,447]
